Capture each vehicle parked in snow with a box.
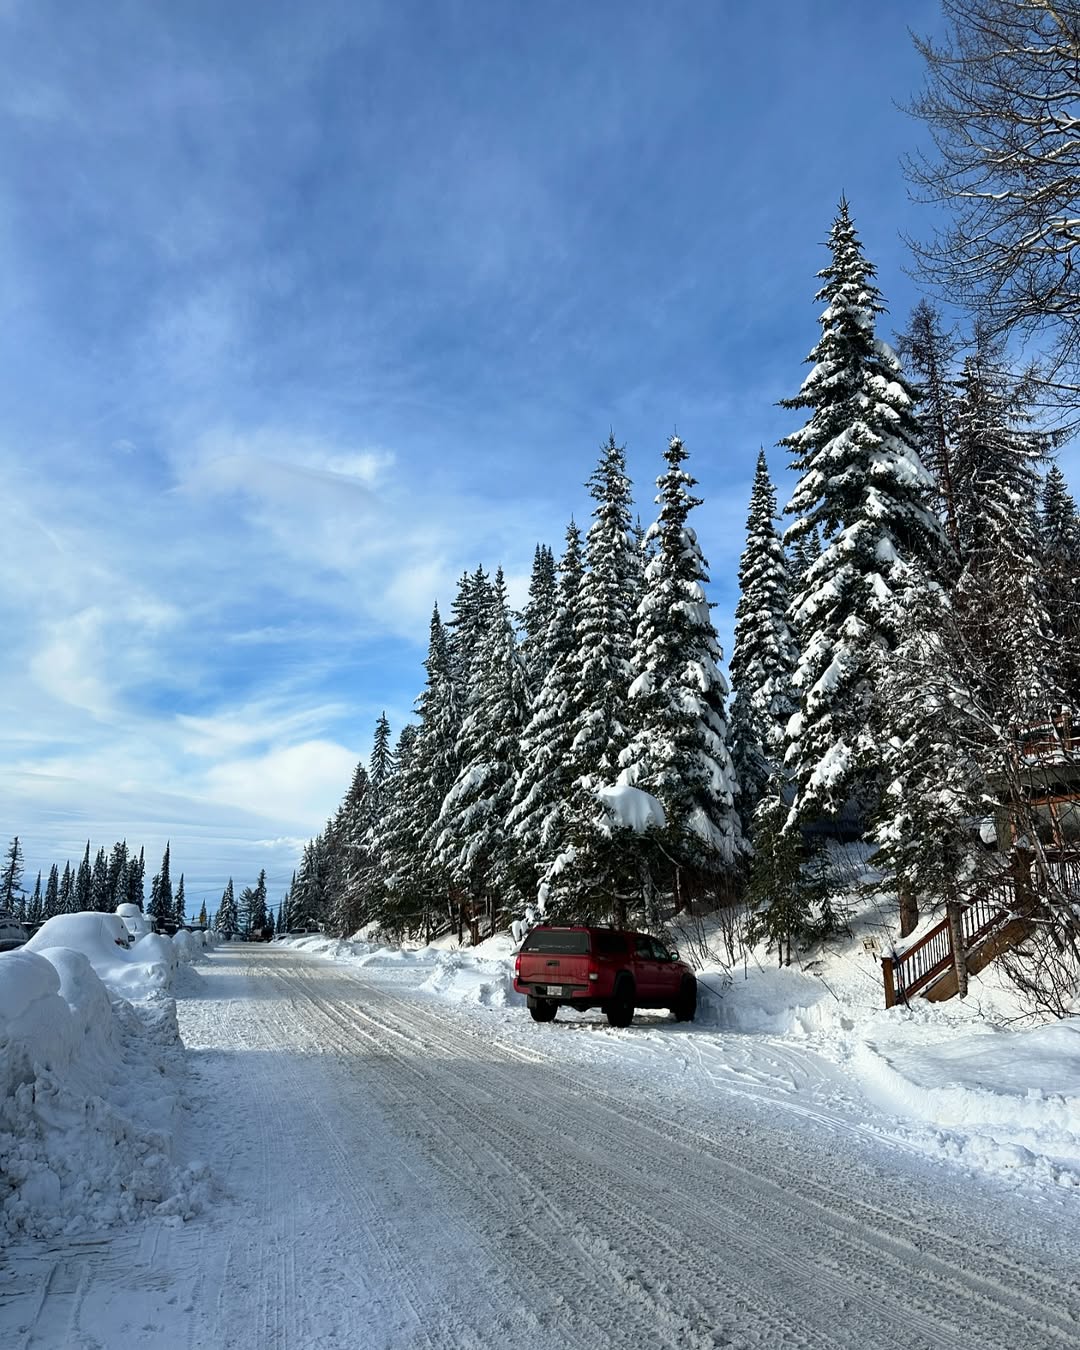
[0,912,28,951]
[513,925,697,1026]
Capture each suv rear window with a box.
[521,929,590,954]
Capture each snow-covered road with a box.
[4,943,1079,1349]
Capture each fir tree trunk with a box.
[899,884,920,939]
[946,898,969,1000]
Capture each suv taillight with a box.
[587,958,599,982]
[514,954,521,974]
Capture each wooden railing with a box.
[1014,709,1080,763]
[881,872,1016,1008]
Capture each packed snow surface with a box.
[2,933,1079,1348]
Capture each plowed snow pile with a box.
[0,914,212,1245]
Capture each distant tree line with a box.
[0,836,208,929]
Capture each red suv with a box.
[513,926,697,1026]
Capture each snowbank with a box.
[280,932,524,1009]
[0,914,213,1245]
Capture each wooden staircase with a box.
[880,859,1037,1008]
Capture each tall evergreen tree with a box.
[149,842,174,925]
[567,434,639,783]
[327,759,372,937]
[380,607,460,938]
[0,836,24,913]
[447,565,492,693]
[43,863,59,920]
[506,521,585,907]
[541,436,641,921]
[126,847,145,910]
[518,544,558,685]
[90,846,110,911]
[175,873,186,926]
[26,871,42,926]
[1040,463,1080,707]
[950,354,1052,716]
[369,713,393,800]
[900,300,962,553]
[216,878,238,937]
[729,450,798,829]
[782,201,945,827]
[59,860,74,913]
[873,582,993,937]
[74,842,92,911]
[107,840,129,911]
[437,568,530,935]
[620,435,745,901]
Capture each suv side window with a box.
[592,931,628,956]
[641,936,669,961]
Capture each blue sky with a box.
[0,0,995,910]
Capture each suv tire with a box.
[528,998,557,1022]
[605,977,635,1028]
[671,977,697,1023]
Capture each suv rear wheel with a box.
[528,997,557,1022]
[605,977,635,1028]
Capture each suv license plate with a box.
[545,984,564,996]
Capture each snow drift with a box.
[0,914,212,1245]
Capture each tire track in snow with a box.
[262,950,1080,1350]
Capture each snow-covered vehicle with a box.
[0,912,28,951]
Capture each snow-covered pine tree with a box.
[782,201,945,829]
[873,581,995,938]
[369,713,392,800]
[1040,464,1080,707]
[58,861,74,913]
[0,836,23,913]
[175,873,185,926]
[436,567,530,937]
[107,841,128,911]
[789,527,822,586]
[379,607,460,940]
[290,833,334,930]
[540,436,643,923]
[447,566,492,694]
[567,435,639,787]
[729,449,798,831]
[149,842,173,926]
[43,863,59,920]
[250,869,267,935]
[518,544,558,686]
[127,847,145,910]
[327,759,371,937]
[505,521,585,911]
[619,435,745,910]
[90,846,109,911]
[744,784,814,966]
[26,872,42,926]
[899,300,962,554]
[216,878,238,938]
[74,843,92,910]
[950,353,1053,719]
